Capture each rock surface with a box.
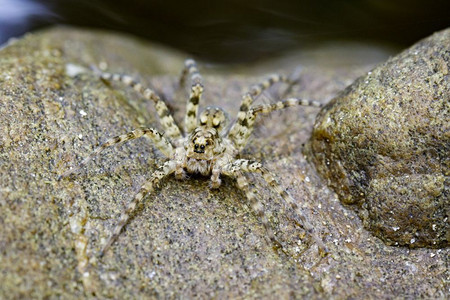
[0,27,448,298]
[309,28,449,249]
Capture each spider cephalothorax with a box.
[60,59,327,257]
[182,126,226,178]
[187,106,229,160]
[187,127,222,159]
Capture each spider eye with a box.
[200,145,205,150]
[194,144,199,149]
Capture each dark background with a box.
[1,0,450,62]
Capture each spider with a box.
[59,59,328,257]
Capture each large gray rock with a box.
[309,28,449,248]
[0,27,447,298]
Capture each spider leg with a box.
[221,168,281,248]
[98,71,182,139]
[225,159,328,256]
[100,161,176,257]
[231,97,323,151]
[59,127,173,179]
[228,74,291,147]
[180,59,204,134]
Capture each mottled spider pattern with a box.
[60,59,327,257]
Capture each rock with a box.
[309,28,449,248]
[0,26,447,298]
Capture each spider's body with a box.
[60,59,327,257]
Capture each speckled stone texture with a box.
[309,28,449,249]
[0,26,448,299]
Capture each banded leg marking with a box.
[249,74,290,98]
[229,74,291,148]
[182,59,204,134]
[59,127,173,179]
[99,72,182,139]
[232,97,323,151]
[222,168,279,247]
[100,161,176,256]
[226,159,328,255]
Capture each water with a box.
[0,0,52,44]
[0,0,449,62]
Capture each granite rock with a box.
[309,28,449,248]
[0,26,447,298]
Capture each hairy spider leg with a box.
[228,74,291,148]
[231,97,323,151]
[100,161,176,257]
[58,127,173,179]
[99,71,182,139]
[179,59,204,134]
[60,60,329,259]
[227,159,328,255]
[222,167,281,248]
